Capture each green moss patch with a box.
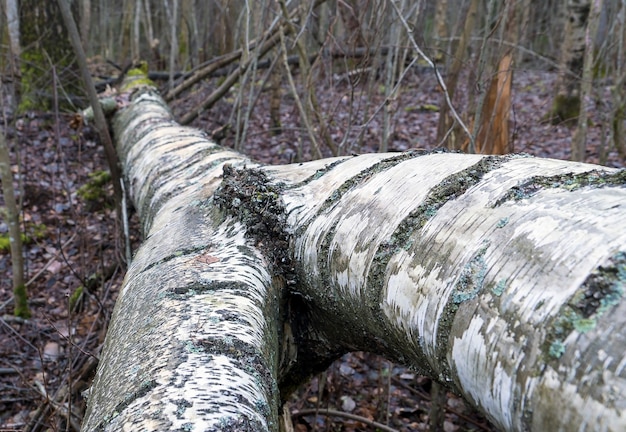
[0,223,48,252]
[549,94,581,125]
[77,170,113,210]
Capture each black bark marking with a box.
[544,251,626,360]
[493,169,626,207]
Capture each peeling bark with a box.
[82,80,626,431]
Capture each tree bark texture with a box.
[82,79,626,432]
[551,0,591,124]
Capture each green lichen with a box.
[13,283,31,319]
[18,51,47,112]
[77,170,112,207]
[127,61,149,76]
[549,340,565,359]
[69,285,84,311]
[494,169,626,207]
[0,223,47,252]
[572,317,596,333]
[120,61,155,91]
[452,241,490,304]
[496,217,509,228]
[174,399,192,419]
[543,251,625,361]
[0,233,28,252]
[120,76,156,92]
[492,278,507,297]
[184,340,204,354]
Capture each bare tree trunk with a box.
[80,0,91,50]
[0,132,28,318]
[436,0,479,149]
[4,0,21,109]
[610,0,626,161]
[571,0,604,161]
[550,0,591,124]
[432,0,448,59]
[119,0,134,62]
[6,0,21,60]
[470,0,519,155]
[182,0,199,68]
[132,0,141,61]
[165,0,179,89]
[82,72,626,432]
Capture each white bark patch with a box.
[378,157,626,430]
[84,180,278,431]
[385,262,452,369]
[122,124,245,224]
[295,153,483,300]
[533,367,626,431]
[284,153,421,227]
[501,188,626,325]
[450,315,520,430]
[261,157,350,184]
[382,158,624,349]
[104,353,269,431]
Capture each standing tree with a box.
[549,0,591,125]
[436,0,479,150]
[571,0,604,161]
[0,131,28,318]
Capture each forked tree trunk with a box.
[81,78,626,432]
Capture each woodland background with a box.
[0,0,625,431]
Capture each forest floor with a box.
[0,62,624,432]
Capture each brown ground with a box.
[1,62,623,431]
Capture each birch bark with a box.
[82,78,626,432]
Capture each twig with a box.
[25,233,77,287]
[57,0,122,205]
[391,376,494,431]
[292,408,399,432]
[388,0,474,150]
[177,0,329,125]
[277,13,322,159]
[31,381,81,432]
[25,356,98,432]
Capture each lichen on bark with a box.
[544,251,626,360]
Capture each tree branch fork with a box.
[80,78,626,432]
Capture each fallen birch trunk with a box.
[81,78,626,432]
